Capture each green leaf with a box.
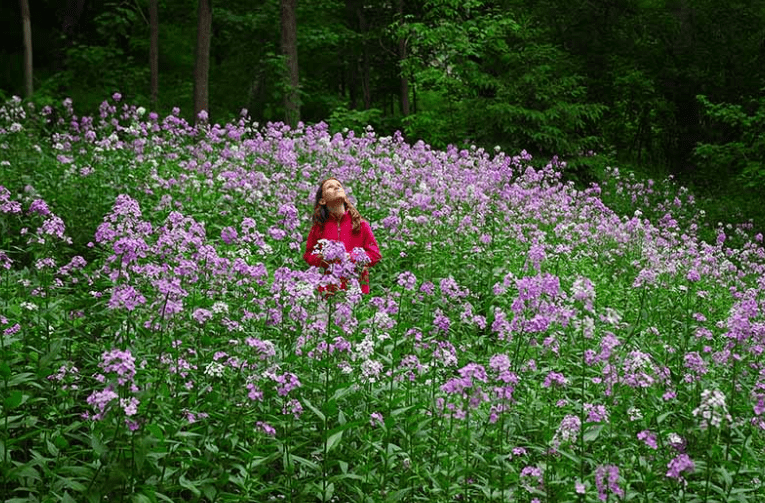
[303,398,325,422]
[326,430,343,453]
[290,454,319,471]
[583,424,603,442]
[7,372,35,387]
[4,390,23,409]
[145,424,165,441]
[179,474,201,497]
[46,439,59,457]
[131,494,152,503]
[324,482,335,501]
[90,434,108,457]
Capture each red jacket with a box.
[303,211,382,294]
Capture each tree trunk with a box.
[397,0,409,116]
[20,0,33,98]
[149,0,159,108]
[344,0,358,109]
[357,6,371,110]
[193,0,212,123]
[280,0,300,127]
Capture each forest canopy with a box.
[2,0,765,206]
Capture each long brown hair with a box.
[312,177,363,233]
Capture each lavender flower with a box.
[520,465,544,493]
[370,412,384,428]
[666,454,695,480]
[551,414,581,448]
[595,465,624,501]
[637,430,658,449]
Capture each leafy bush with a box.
[694,93,765,190]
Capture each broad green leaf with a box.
[146,423,164,441]
[4,390,23,409]
[131,494,152,503]
[179,474,201,497]
[326,430,343,453]
[583,424,603,442]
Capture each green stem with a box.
[724,426,753,499]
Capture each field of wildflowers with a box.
[1,94,764,502]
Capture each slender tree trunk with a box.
[280,0,300,127]
[20,0,33,98]
[357,6,371,110]
[397,0,409,116]
[149,0,159,108]
[193,0,212,123]
[412,74,417,114]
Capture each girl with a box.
[303,178,381,294]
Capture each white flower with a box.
[667,432,683,447]
[361,359,383,383]
[211,302,229,314]
[354,336,375,360]
[20,301,38,311]
[692,389,731,429]
[204,362,225,378]
[257,244,273,256]
[628,407,643,421]
[136,106,146,116]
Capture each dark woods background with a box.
[2,0,765,224]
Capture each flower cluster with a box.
[692,388,731,429]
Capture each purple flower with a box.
[637,430,658,449]
[370,412,384,428]
[256,421,276,436]
[666,454,695,480]
[432,309,450,333]
[272,372,301,396]
[552,414,581,447]
[28,199,51,216]
[100,348,137,385]
[221,226,238,244]
[246,383,263,401]
[192,308,213,324]
[543,371,568,388]
[85,387,119,420]
[107,285,147,311]
[595,465,624,501]
[520,465,544,493]
[282,399,303,419]
[121,397,140,416]
[583,403,609,423]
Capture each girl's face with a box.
[321,179,346,205]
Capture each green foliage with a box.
[694,93,765,190]
[3,96,765,502]
[399,1,606,156]
[327,106,383,135]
